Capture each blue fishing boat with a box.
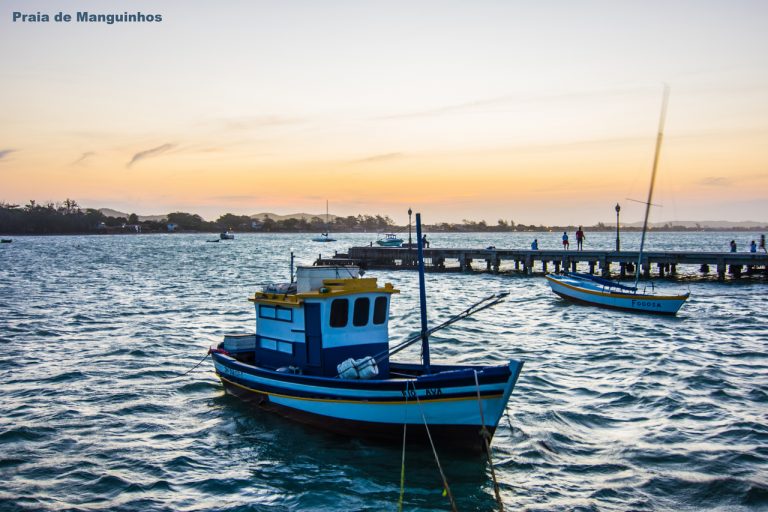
[210,215,523,450]
[376,233,404,247]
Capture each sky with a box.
[1,0,767,225]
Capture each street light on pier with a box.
[615,203,621,251]
[408,207,413,247]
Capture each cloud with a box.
[377,86,647,120]
[0,149,17,161]
[71,152,95,165]
[127,143,176,168]
[349,152,405,165]
[699,176,735,187]
[208,195,261,202]
[218,116,302,131]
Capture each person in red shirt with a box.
[576,226,585,250]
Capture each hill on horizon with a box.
[97,208,166,222]
[250,212,338,222]
[622,220,767,229]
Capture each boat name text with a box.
[402,387,443,398]
[631,299,662,308]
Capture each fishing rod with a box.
[336,291,509,378]
[374,291,509,364]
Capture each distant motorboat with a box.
[220,229,235,240]
[0,239,11,244]
[376,233,403,247]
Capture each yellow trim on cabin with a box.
[545,275,688,301]
[250,277,399,305]
[219,375,501,405]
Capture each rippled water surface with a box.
[1,232,766,511]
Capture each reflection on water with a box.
[0,232,766,511]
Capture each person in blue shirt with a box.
[750,240,757,253]
[531,239,538,250]
[730,240,737,252]
[562,232,569,250]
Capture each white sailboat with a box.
[311,200,337,242]
[546,86,690,315]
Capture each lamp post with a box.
[408,207,413,247]
[615,203,621,251]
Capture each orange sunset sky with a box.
[1,1,767,225]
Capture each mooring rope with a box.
[180,351,210,376]
[411,381,457,512]
[474,370,504,511]
[397,386,408,512]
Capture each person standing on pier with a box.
[730,240,737,252]
[562,232,569,250]
[422,234,430,248]
[750,240,757,253]
[531,239,538,250]
[576,226,585,250]
[760,234,766,253]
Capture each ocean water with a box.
[0,232,766,511]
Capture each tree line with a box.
[1,200,764,235]
[0,200,397,234]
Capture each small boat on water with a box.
[210,214,523,451]
[220,229,235,240]
[312,200,337,242]
[545,272,689,315]
[546,86,689,316]
[0,239,11,244]
[311,232,336,243]
[376,233,404,247]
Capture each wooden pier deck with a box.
[319,247,768,281]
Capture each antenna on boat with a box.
[415,213,431,373]
[290,248,295,283]
[635,84,670,288]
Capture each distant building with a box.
[167,223,177,232]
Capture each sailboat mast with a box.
[635,85,670,287]
[415,213,431,373]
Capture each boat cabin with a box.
[223,266,398,378]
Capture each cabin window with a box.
[353,297,370,327]
[330,299,348,327]
[259,305,292,322]
[373,297,388,324]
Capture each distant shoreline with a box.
[2,227,767,237]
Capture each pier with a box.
[319,247,768,281]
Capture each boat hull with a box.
[376,240,403,247]
[546,274,688,315]
[212,351,523,450]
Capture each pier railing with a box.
[321,247,768,281]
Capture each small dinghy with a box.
[546,86,689,315]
